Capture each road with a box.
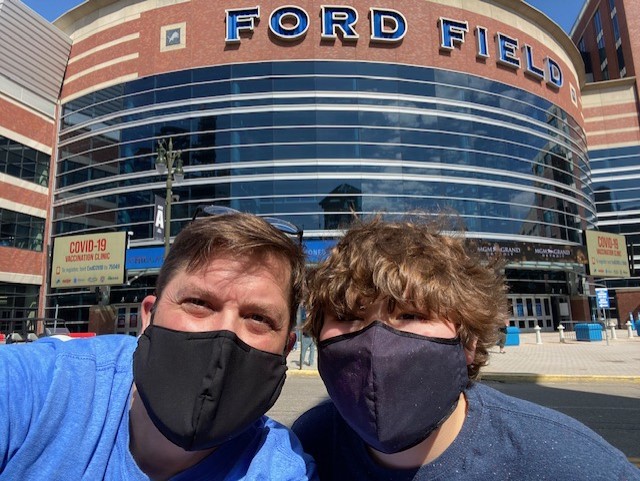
[267,375,640,462]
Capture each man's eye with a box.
[184,298,210,309]
[247,314,277,329]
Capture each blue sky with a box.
[23,0,585,34]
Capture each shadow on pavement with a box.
[269,375,640,464]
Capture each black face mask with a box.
[133,325,287,451]
[318,321,469,454]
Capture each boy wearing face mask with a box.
[0,212,316,480]
[292,217,639,480]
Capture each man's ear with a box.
[284,331,296,356]
[139,295,157,333]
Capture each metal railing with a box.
[0,318,67,344]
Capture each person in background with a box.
[300,330,316,366]
[497,320,509,354]
[293,216,639,480]
[1,211,316,480]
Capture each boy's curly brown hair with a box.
[304,215,509,379]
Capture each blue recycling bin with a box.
[575,323,603,342]
[505,326,520,346]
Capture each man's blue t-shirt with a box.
[0,335,316,480]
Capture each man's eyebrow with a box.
[174,285,287,319]
[173,284,211,299]
[244,300,288,322]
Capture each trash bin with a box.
[505,326,520,346]
[575,323,603,342]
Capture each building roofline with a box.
[504,1,586,87]
[581,75,637,93]
[569,0,590,38]
[53,0,137,31]
[52,0,587,87]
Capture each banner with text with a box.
[584,230,630,278]
[471,239,587,265]
[154,195,165,242]
[51,232,127,288]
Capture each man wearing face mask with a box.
[0,211,316,480]
[292,217,639,480]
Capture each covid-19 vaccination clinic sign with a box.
[51,232,127,288]
[585,230,630,278]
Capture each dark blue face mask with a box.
[318,321,469,454]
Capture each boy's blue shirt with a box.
[293,382,640,481]
[0,335,316,480]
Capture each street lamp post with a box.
[155,138,184,258]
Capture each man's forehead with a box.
[187,250,291,274]
[179,252,292,295]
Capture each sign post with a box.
[595,288,610,346]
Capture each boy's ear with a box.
[464,338,477,365]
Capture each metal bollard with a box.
[627,321,634,339]
[558,324,565,343]
[610,321,618,340]
[534,324,542,344]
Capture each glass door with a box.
[115,304,141,336]
[508,295,554,331]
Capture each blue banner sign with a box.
[126,241,337,271]
[126,247,165,270]
[304,240,337,264]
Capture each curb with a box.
[287,368,319,377]
[287,369,640,384]
[480,373,640,383]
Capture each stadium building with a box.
[570,0,640,320]
[1,0,638,333]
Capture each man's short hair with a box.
[305,216,509,379]
[156,212,306,330]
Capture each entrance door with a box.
[115,304,141,337]
[508,295,554,331]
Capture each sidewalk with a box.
[287,330,640,382]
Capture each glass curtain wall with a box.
[52,61,593,325]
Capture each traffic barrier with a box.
[68,332,97,338]
[505,326,520,346]
[575,323,603,342]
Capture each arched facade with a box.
[47,0,592,330]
